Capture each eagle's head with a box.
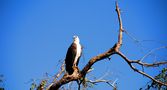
[73,35,80,43]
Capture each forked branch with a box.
[48,2,167,90]
[116,51,167,86]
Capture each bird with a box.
[65,35,82,75]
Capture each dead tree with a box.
[39,2,167,90]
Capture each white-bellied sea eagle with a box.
[65,35,82,75]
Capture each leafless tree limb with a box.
[48,2,167,90]
[116,51,167,86]
[116,1,123,47]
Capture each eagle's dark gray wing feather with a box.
[65,43,77,75]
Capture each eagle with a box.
[65,35,82,75]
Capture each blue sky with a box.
[1,0,167,90]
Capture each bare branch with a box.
[116,1,123,50]
[80,47,116,77]
[141,61,167,67]
[116,51,167,86]
[130,60,167,67]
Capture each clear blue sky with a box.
[1,0,167,90]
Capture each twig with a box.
[86,79,117,89]
[140,46,167,61]
[46,61,65,90]
[54,61,65,81]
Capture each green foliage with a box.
[30,79,48,90]
[140,68,167,90]
[0,88,4,90]
[0,74,4,90]
[30,82,37,90]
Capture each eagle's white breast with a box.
[73,37,81,66]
